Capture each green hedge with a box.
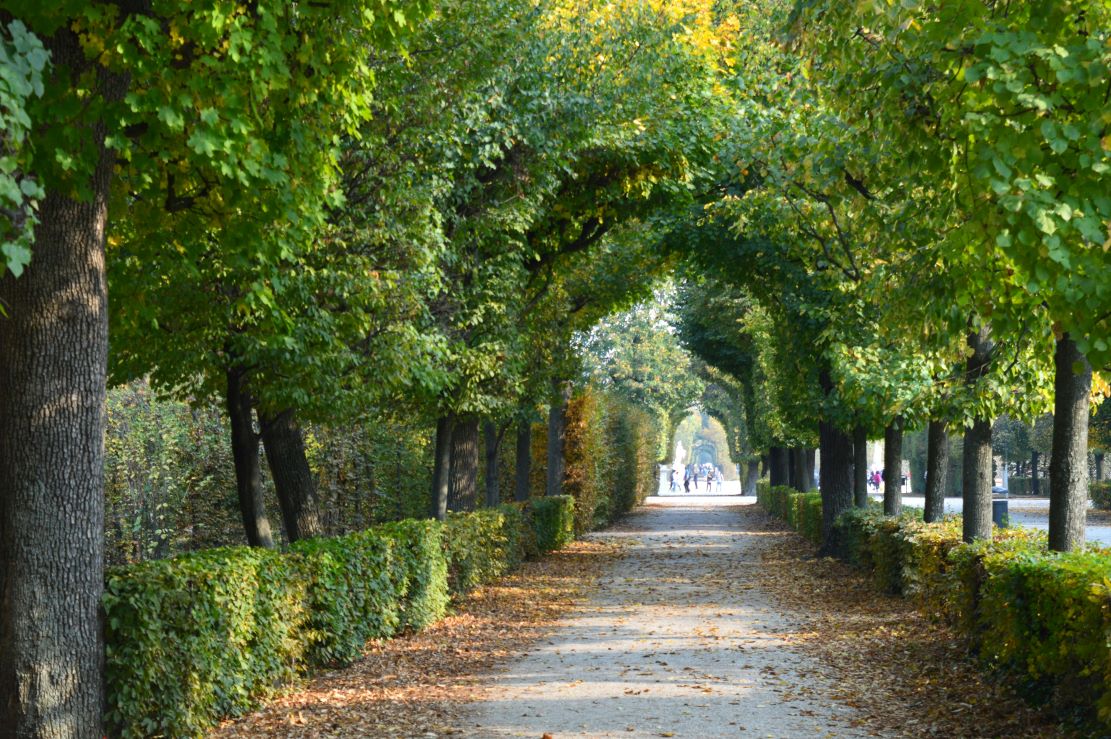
[103,503,558,737]
[445,505,526,594]
[528,495,575,554]
[1091,481,1111,509]
[765,491,1111,732]
[756,483,821,545]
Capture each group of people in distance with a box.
[669,462,723,493]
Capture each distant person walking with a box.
[683,467,691,493]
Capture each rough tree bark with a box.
[790,448,808,492]
[514,420,532,502]
[1048,334,1092,552]
[483,420,501,508]
[962,418,994,542]
[768,446,789,487]
[449,416,479,511]
[819,421,854,550]
[546,379,571,496]
[744,461,760,496]
[260,410,324,542]
[883,416,903,516]
[924,419,949,523]
[430,415,454,520]
[853,425,868,508]
[0,27,123,735]
[963,326,995,542]
[225,367,275,548]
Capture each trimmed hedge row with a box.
[759,489,1111,732]
[103,496,575,737]
[755,483,822,544]
[1091,481,1111,509]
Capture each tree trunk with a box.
[819,421,854,549]
[226,367,275,548]
[1030,450,1041,495]
[853,425,868,508]
[546,379,571,496]
[483,421,500,508]
[962,326,995,542]
[789,448,807,492]
[449,416,479,511]
[744,461,759,496]
[430,415,454,520]
[962,418,994,542]
[883,417,903,516]
[804,448,816,491]
[260,410,324,542]
[1097,453,1105,484]
[924,419,949,523]
[514,420,532,502]
[0,30,121,734]
[768,446,789,487]
[1048,334,1092,552]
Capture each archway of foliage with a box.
[1,0,1108,734]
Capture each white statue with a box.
[674,440,686,470]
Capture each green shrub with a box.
[1091,481,1111,510]
[831,506,882,569]
[797,493,823,544]
[103,547,309,737]
[445,505,526,595]
[975,550,1111,722]
[376,519,449,631]
[105,518,450,737]
[290,528,410,666]
[529,495,575,553]
[102,502,580,737]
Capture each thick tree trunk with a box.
[819,421,854,549]
[924,419,949,523]
[430,415,454,520]
[226,368,275,548]
[883,417,903,516]
[744,461,759,496]
[768,446,789,487]
[1030,450,1041,495]
[483,421,500,508]
[1048,335,1092,552]
[546,379,571,496]
[514,420,532,502]
[260,410,324,542]
[853,425,868,508]
[962,326,995,542]
[962,418,994,542]
[449,416,479,511]
[0,30,120,734]
[790,448,808,492]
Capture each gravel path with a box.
[463,496,870,738]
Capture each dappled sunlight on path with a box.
[464,498,868,738]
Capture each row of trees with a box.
[667,0,1109,555]
[0,1,739,733]
[1,0,1106,733]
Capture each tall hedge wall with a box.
[530,386,662,533]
